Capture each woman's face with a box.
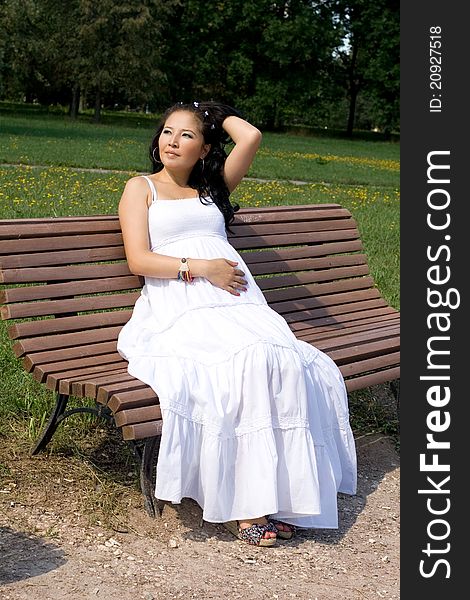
[158,110,210,173]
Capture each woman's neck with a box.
[153,168,198,199]
[156,168,190,189]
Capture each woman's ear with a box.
[201,144,211,160]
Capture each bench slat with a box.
[228,218,357,237]
[298,317,400,343]
[97,380,150,405]
[283,298,390,324]
[329,336,400,364]
[272,288,381,314]
[9,310,132,340]
[249,254,367,276]
[314,324,400,353]
[104,379,159,413]
[45,365,128,392]
[108,388,158,414]
[2,274,374,321]
[257,265,370,291]
[2,254,366,285]
[3,292,140,320]
[115,405,162,428]
[83,372,140,398]
[231,228,359,250]
[240,240,363,264]
[289,306,398,331]
[122,420,162,441]
[339,352,400,378]
[1,275,141,304]
[294,312,399,337]
[230,205,345,223]
[1,262,132,284]
[60,369,131,396]
[0,240,362,283]
[22,341,119,372]
[68,370,133,396]
[0,246,127,269]
[33,352,124,383]
[263,276,375,303]
[345,367,401,392]
[1,232,123,254]
[14,325,124,357]
[0,218,121,238]
[0,207,346,239]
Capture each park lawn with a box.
[0,110,399,186]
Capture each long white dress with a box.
[117,175,357,528]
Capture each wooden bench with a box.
[0,204,400,516]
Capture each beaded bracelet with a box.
[177,257,193,283]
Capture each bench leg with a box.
[31,393,70,454]
[389,379,400,431]
[131,436,165,518]
[31,392,113,455]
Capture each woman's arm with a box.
[222,116,262,193]
[118,177,247,294]
[119,177,195,277]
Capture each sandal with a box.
[224,520,278,547]
[267,518,296,540]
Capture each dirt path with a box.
[0,432,399,600]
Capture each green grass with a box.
[0,108,400,445]
[252,132,399,187]
[0,113,153,171]
[0,108,399,184]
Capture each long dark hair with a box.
[149,101,241,228]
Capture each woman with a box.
[117,101,357,547]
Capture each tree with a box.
[76,0,170,121]
[0,0,46,102]
[159,0,342,129]
[333,0,399,135]
[0,0,398,132]
[0,0,172,119]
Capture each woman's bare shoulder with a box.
[120,175,152,209]
[124,175,149,191]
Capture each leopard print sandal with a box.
[224,520,278,547]
[267,518,297,540]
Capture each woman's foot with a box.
[224,517,278,547]
[239,517,277,541]
[267,518,296,540]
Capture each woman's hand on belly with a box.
[200,258,248,296]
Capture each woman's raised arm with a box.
[221,116,262,193]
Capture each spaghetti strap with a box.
[141,175,158,203]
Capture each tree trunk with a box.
[79,90,86,112]
[69,84,80,119]
[93,89,101,123]
[346,84,358,137]
[346,42,359,137]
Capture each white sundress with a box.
[117,175,357,528]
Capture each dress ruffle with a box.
[119,302,356,526]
